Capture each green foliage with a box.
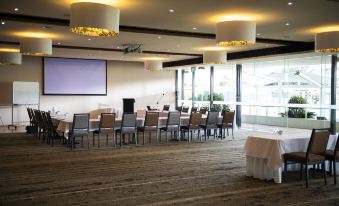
[211,104,230,112]
[280,96,316,119]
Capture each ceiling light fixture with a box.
[1,21,5,25]
[285,22,290,26]
[70,2,120,37]
[216,20,256,46]
[288,2,293,6]
[14,8,19,11]
[20,37,52,56]
[193,27,197,30]
[315,31,339,53]
[169,9,175,13]
[144,60,162,71]
[203,50,227,64]
[0,52,22,65]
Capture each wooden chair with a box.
[218,111,235,139]
[181,112,202,142]
[283,128,330,188]
[116,113,137,146]
[191,107,198,113]
[200,111,219,141]
[162,105,170,111]
[68,113,90,150]
[199,107,207,115]
[325,134,339,184]
[92,113,116,148]
[159,111,181,143]
[137,112,159,144]
[45,112,61,146]
[181,106,189,114]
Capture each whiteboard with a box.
[13,81,39,105]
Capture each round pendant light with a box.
[203,50,227,64]
[70,2,120,37]
[0,52,22,65]
[20,37,52,56]
[216,20,256,46]
[315,31,339,53]
[144,60,162,71]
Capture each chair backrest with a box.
[144,112,159,127]
[176,106,182,112]
[121,113,136,128]
[147,106,152,111]
[40,111,50,129]
[306,128,330,156]
[99,113,115,130]
[189,112,202,126]
[27,108,33,123]
[181,106,189,113]
[205,111,219,126]
[334,134,339,157]
[72,113,90,131]
[199,108,207,114]
[222,111,235,124]
[163,105,170,111]
[167,111,180,126]
[45,112,55,131]
[34,110,44,127]
[191,107,198,113]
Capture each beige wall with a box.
[0,56,175,124]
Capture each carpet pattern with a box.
[0,131,339,206]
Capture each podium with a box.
[123,98,135,114]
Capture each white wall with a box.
[0,56,175,124]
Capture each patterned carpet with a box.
[0,130,338,206]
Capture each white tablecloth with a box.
[244,131,338,183]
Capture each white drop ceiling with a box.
[0,0,338,63]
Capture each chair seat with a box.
[284,152,325,163]
[217,123,232,128]
[138,126,158,132]
[324,150,339,160]
[181,125,200,131]
[116,127,136,134]
[200,124,218,129]
[93,128,115,134]
[160,125,179,132]
[69,130,89,137]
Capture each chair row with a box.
[27,108,61,145]
[69,110,236,150]
[283,128,339,187]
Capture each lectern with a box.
[123,98,135,114]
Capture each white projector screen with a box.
[44,57,107,95]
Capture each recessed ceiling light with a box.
[169,9,175,13]
[57,42,61,45]
[256,33,261,36]
[193,27,197,30]
[285,22,290,26]
[288,2,293,6]
[117,46,120,49]
[1,21,5,25]
[14,8,19,11]
[157,36,161,39]
[88,38,91,41]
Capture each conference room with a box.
[0,0,339,205]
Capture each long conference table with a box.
[52,113,222,138]
[244,131,338,183]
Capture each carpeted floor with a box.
[0,130,338,206]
